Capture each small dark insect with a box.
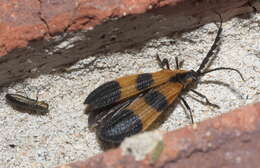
[5,93,49,115]
[9,144,16,148]
[84,13,244,144]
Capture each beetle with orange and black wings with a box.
[84,14,244,144]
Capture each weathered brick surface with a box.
[0,0,258,86]
[56,102,260,168]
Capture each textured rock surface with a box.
[56,102,260,168]
[0,0,258,86]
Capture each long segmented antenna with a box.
[196,13,244,81]
[202,67,245,81]
[197,13,223,73]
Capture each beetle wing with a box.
[84,69,184,110]
[88,93,141,129]
[97,82,183,143]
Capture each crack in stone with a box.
[64,0,81,33]
[38,0,51,37]
[64,1,97,33]
[248,0,258,12]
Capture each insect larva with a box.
[84,13,244,144]
[5,93,49,115]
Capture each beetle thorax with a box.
[169,70,199,87]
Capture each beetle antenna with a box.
[201,67,245,81]
[197,12,223,73]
